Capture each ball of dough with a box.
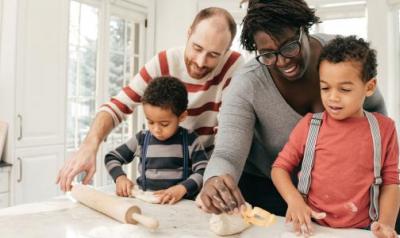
[209,213,251,236]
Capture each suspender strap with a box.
[141,129,191,191]
[182,129,190,180]
[297,112,324,196]
[365,111,382,221]
[141,131,152,191]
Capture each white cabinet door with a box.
[14,0,68,148]
[14,145,64,205]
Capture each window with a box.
[311,1,367,39]
[107,17,141,148]
[231,23,253,61]
[67,1,146,151]
[67,1,98,149]
[317,17,367,39]
[67,0,148,186]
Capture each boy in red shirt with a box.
[272,36,399,238]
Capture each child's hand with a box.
[154,184,187,204]
[115,175,134,197]
[371,221,398,238]
[286,197,326,237]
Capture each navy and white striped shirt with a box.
[105,127,208,197]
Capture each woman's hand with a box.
[198,174,245,214]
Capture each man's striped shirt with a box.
[99,47,244,154]
[105,127,208,197]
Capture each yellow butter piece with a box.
[242,206,276,227]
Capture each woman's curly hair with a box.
[241,0,320,51]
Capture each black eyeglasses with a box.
[255,27,303,66]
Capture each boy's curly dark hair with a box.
[241,0,320,51]
[318,36,377,82]
[142,76,188,116]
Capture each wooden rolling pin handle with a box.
[132,212,159,229]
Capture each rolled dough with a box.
[131,188,160,204]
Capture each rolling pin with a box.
[70,184,159,229]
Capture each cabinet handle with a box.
[17,114,23,141]
[17,157,22,182]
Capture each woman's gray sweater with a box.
[204,34,387,183]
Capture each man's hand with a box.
[115,175,134,197]
[56,144,97,192]
[154,184,187,204]
[198,174,245,214]
[371,222,398,238]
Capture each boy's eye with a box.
[340,88,352,92]
[320,87,328,91]
[148,121,154,125]
[161,123,169,127]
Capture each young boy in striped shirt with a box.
[105,76,208,204]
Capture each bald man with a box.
[57,7,244,191]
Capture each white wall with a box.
[366,0,400,126]
[154,0,197,52]
[366,0,390,105]
[0,0,18,163]
[154,0,245,52]
[0,0,3,58]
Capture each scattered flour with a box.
[344,202,358,213]
[86,224,158,238]
[0,199,77,216]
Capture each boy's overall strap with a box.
[141,131,152,191]
[365,111,382,221]
[297,112,324,196]
[182,129,190,180]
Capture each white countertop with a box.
[0,188,377,238]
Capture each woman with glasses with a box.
[198,0,386,217]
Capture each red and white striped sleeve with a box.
[221,51,244,97]
[98,51,166,127]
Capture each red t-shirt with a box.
[273,112,399,228]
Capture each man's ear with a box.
[365,78,377,97]
[179,110,188,122]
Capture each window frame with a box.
[0,0,3,57]
[67,1,100,150]
[311,1,366,35]
[100,5,147,186]
[387,1,400,130]
[66,0,151,187]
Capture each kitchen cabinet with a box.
[0,163,11,208]
[14,0,68,148]
[14,146,64,204]
[0,0,69,205]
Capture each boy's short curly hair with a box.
[142,76,188,116]
[318,36,377,82]
[241,0,320,52]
